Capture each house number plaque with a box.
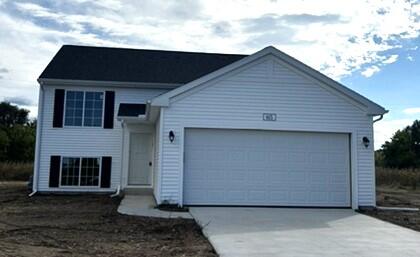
[262,113,277,121]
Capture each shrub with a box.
[376,167,420,190]
[0,162,33,181]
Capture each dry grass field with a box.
[360,167,420,232]
[0,162,32,181]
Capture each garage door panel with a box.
[184,129,350,207]
[269,191,289,201]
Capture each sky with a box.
[0,0,419,149]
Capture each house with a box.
[32,45,387,209]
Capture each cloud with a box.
[0,67,7,79]
[280,13,343,24]
[403,107,420,115]
[211,21,232,37]
[241,13,342,33]
[0,0,420,114]
[407,54,414,61]
[4,96,34,106]
[374,118,413,149]
[241,14,283,33]
[361,65,380,77]
[382,54,398,64]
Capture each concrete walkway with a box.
[118,195,192,219]
[190,207,420,257]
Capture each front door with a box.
[128,133,153,185]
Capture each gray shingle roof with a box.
[39,45,247,84]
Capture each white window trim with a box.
[59,156,102,188]
[62,90,105,128]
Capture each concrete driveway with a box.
[190,207,420,257]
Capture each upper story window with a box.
[64,91,104,127]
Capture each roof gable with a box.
[39,45,246,84]
[152,46,387,115]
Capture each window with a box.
[80,158,100,186]
[84,92,103,127]
[60,157,100,187]
[61,157,80,186]
[64,91,84,126]
[64,91,104,127]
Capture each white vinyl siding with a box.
[37,85,168,192]
[159,55,376,207]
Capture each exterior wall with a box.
[36,84,168,192]
[160,55,376,207]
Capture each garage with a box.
[183,128,351,207]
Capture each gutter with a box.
[38,78,181,89]
[30,84,44,196]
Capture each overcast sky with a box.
[0,0,419,149]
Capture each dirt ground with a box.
[0,182,217,257]
[360,185,420,232]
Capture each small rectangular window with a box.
[84,92,103,127]
[80,158,100,186]
[60,157,100,187]
[64,91,84,126]
[61,157,80,186]
[64,91,103,127]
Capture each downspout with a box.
[373,114,384,123]
[371,112,386,209]
[145,100,152,120]
[112,121,125,198]
[30,83,44,196]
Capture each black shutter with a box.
[49,156,61,187]
[103,91,115,129]
[52,89,65,128]
[101,157,112,188]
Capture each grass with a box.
[0,162,33,181]
[0,162,419,189]
[376,167,420,190]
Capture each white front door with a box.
[129,133,153,185]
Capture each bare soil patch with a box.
[0,182,217,257]
[360,185,420,232]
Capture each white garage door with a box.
[183,129,351,207]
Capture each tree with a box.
[0,102,29,127]
[6,124,36,162]
[381,120,420,168]
[0,102,36,162]
[0,129,9,160]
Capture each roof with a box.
[152,46,388,116]
[39,45,247,84]
[117,103,146,117]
